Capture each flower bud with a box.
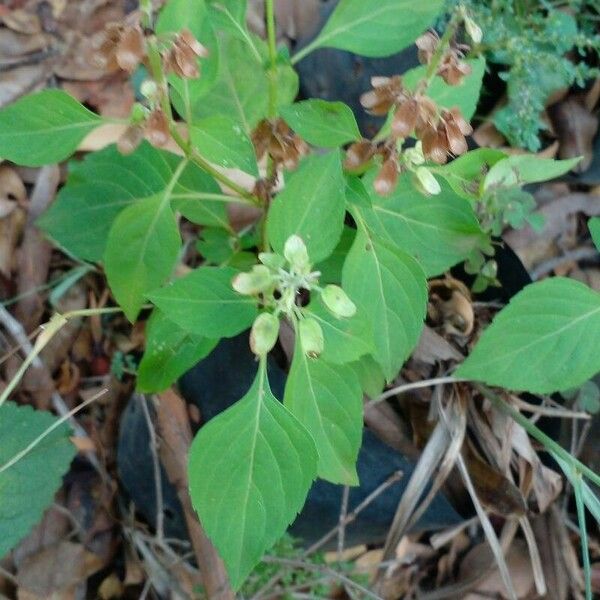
[284,235,310,272]
[415,167,441,195]
[130,102,147,123]
[250,312,280,356]
[299,317,324,357]
[145,109,170,148]
[321,285,356,318]
[258,252,285,271]
[232,265,272,295]
[140,80,158,101]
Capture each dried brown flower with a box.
[344,139,376,170]
[115,26,146,72]
[437,53,472,86]
[373,158,399,196]
[360,76,404,116]
[422,124,449,164]
[145,109,170,148]
[164,29,209,79]
[391,97,418,139]
[117,124,145,155]
[93,24,146,73]
[252,118,307,170]
[415,31,438,65]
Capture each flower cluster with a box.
[232,235,356,358]
[95,22,208,155]
[252,118,308,170]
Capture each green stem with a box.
[265,0,278,117]
[140,0,153,29]
[146,38,174,122]
[417,15,459,95]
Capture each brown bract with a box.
[344,139,376,170]
[374,158,398,196]
[93,24,145,74]
[164,28,208,79]
[360,75,404,116]
[145,109,170,148]
[415,31,438,65]
[252,118,308,169]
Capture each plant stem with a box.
[144,25,262,206]
[265,0,278,117]
[418,14,459,94]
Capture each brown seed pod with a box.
[115,26,146,73]
[145,109,170,148]
[360,75,404,116]
[443,119,468,155]
[445,107,473,135]
[373,158,399,196]
[117,124,145,155]
[415,31,438,65]
[344,139,376,170]
[422,125,449,164]
[437,54,472,86]
[392,97,418,139]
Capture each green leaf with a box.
[306,296,373,365]
[207,0,247,32]
[157,0,220,112]
[284,346,362,485]
[189,365,317,588]
[589,218,600,252]
[315,227,356,284]
[342,228,427,381]
[358,173,485,277]
[0,402,76,558]
[484,155,581,190]
[456,278,600,394]
[137,309,218,392]
[192,33,298,130]
[308,0,443,58]
[147,266,258,338]
[38,143,227,262]
[0,90,102,167]
[190,115,258,176]
[403,57,486,121]
[438,148,507,199]
[280,100,360,147]
[105,192,181,321]
[267,152,345,263]
[349,355,385,398]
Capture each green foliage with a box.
[359,171,485,277]
[137,309,217,392]
[267,152,346,263]
[147,266,258,337]
[105,192,181,321]
[190,116,258,175]
[2,0,600,589]
[307,0,444,58]
[459,0,600,150]
[0,90,102,167]
[38,143,227,262]
[188,363,317,589]
[589,217,600,252]
[343,227,428,382]
[457,278,600,393]
[0,402,76,557]
[285,346,363,484]
[280,100,361,147]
